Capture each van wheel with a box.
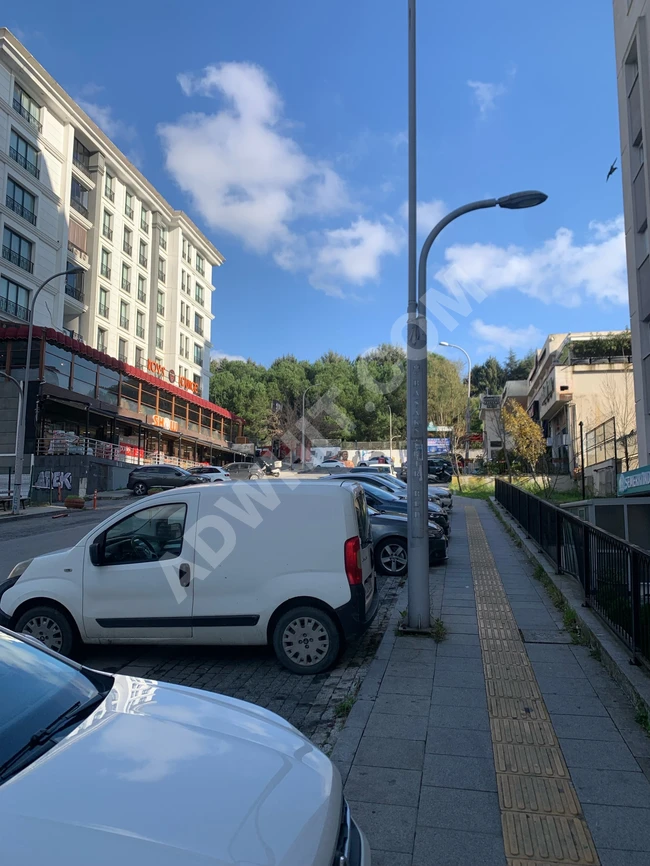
[14,605,76,656]
[133,481,147,496]
[272,606,340,674]
[376,538,408,576]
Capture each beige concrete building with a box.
[0,28,223,400]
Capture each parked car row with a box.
[400,456,454,483]
[127,460,271,495]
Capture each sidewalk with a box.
[332,498,650,866]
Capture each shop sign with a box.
[149,414,179,433]
[146,359,199,395]
[618,464,650,497]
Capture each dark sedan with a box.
[327,471,447,511]
[369,506,447,575]
[127,464,209,496]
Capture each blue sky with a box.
[14,0,625,368]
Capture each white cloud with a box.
[470,319,543,356]
[399,198,447,235]
[211,349,247,362]
[159,62,401,296]
[435,216,627,307]
[467,80,506,116]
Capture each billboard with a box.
[427,438,450,454]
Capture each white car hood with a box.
[0,675,342,866]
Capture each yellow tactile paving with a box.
[465,506,600,866]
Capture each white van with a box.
[0,481,377,674]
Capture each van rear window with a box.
[354,492,372,545]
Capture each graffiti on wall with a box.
[33,470,73,490]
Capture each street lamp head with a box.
[497,190,548,210]
[439,341,451,347]
[66,265,85,275]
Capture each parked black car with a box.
[127,464,209,496]
[324,477,449,536]
[324,471,446,511]
[224,461,266,480]
[368,506,447,575]
[400,458,453,483]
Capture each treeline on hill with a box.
[210,345,535,446]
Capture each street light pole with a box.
[439,342,471,473]
[12,266,84,514]
[301,384,317,469]
[388,405,393,465]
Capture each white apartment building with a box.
[0,28,222,400]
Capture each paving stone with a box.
[550,713,623,741]
[543,693,609,717]
[436,642,483,659]
[368,850,412,866]
[582,803,650,852]
[422,753,497,791]
[559,737,641,772]
[346,800,417,854]
[431,686,488,709]
[599,851,650,866]
[380,675,433,697]
[355,735,426,770]
[417,786,502,835]
[535,674,597,697]
[345,764,422,807]
[570,767,650,807]
[373,693,431,716]
[365,711,428,741]
[330,725,364,763]
[435,656,485,675]
[523,644,577,663]
[429,703,491,731]
[434,669,485,689]
[531,659,585,679]
[425,726,494,759]
[390,647,437,664]
[385,660,436,679]
[441,604,477,615]
[344,699,374,729]
[395,635,441,651]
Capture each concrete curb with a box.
[0,506,67,523]
[490,496,650,722]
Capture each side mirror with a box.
[89,541,102,566]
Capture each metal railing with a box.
[137,289,146,303]
[136,325,145,338]
[121,278,131,293]
[72,155,91,176]
[159,235,167,250]
[100,263,111,278]
[98,303,109,318]
[103,225,113,240]
[0,294,29,321]
[13,97,42,132]
[10,146,39,179]
[65,283,84,303]
[495,478,650,667]
[123,241,132,256]
[105,185,115,202]
[70,197,89,218]
[125,205,134,219]
[141,220,149,234]
[2,245,33,273]
[119,316,129,329]
[139,254,148,267]
[6,195,36,225]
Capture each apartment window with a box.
[0,275,30,321]
[98,287,109,318]
[194,343,203,366]
[97,327,107,353]
[119,299,129,330]
[137,273,147,303]
[125,191,134,220]
[179,333,185,354]
[123,227,133,256]
[13,83,42,132]
[181,270,188,293]
[157,289,165,316]
[2,227,33,273]
[138,239,148,268]
[70,177,90,218]
[194,313,203,336]
[136,310,145,339]
[121,262,131,293]
[102,209,113,240]
[182,237,188,260]
[10,130,39,178]
[135,345,144,369]
[184,335,190,358]
[6,178,36,225]
[193,374,201,390]
[158,257,166,283]
[100,248,111,279]
[72,139,92,175]
[195,252,205,276]
[118,338,128,363]
[65,266,84,303]
[104,172,115,202]
[159,225,167,250]
[140,207,149,233]
[156,323,164,350]
[195,282,204,306]
[180,300,185,325]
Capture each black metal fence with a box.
[495,478,650,667]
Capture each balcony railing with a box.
[136,325,145,338]
[118,352,128,362]
[65,284,85,303]
[6,195,36,225]
[139,254,148,267]
[63,328,83,341]
[141,220,149,234]
[158,270,166,283]
[156,337,164,349]
[98,303,109,318]
[195,292,204,306]
[13,97,42,132]
[119,316,129,330]
[157,303,165,315]
[100,263,111,279]
[125,205,134,219]
[123,241,132,256]
[10,146,39,179]
[2,245,33,273]
[72,155,91,177]
[70,198,89,218]
[105,185,115,202]
[196,262,205,276]
[0,294,29,321]
[103,225,113,240]
[137,289,146,303]
[97,342,107,353]
[121,278,131,293]
[194,324,204,337]
[194,354,204,366]
[135,359,145,370]
[159,235,167,250]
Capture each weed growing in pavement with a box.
[431,618,447,643]
[635,702,650,735]
[589,643,602,662]
[334,695,357,719]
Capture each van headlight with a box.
[8,559,32,580]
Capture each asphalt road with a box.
[0,505,124,581]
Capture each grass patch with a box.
[334,695,357,719]
[449,477,495,500]
[431,618,447,643]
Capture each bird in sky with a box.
[606,158,618,182]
